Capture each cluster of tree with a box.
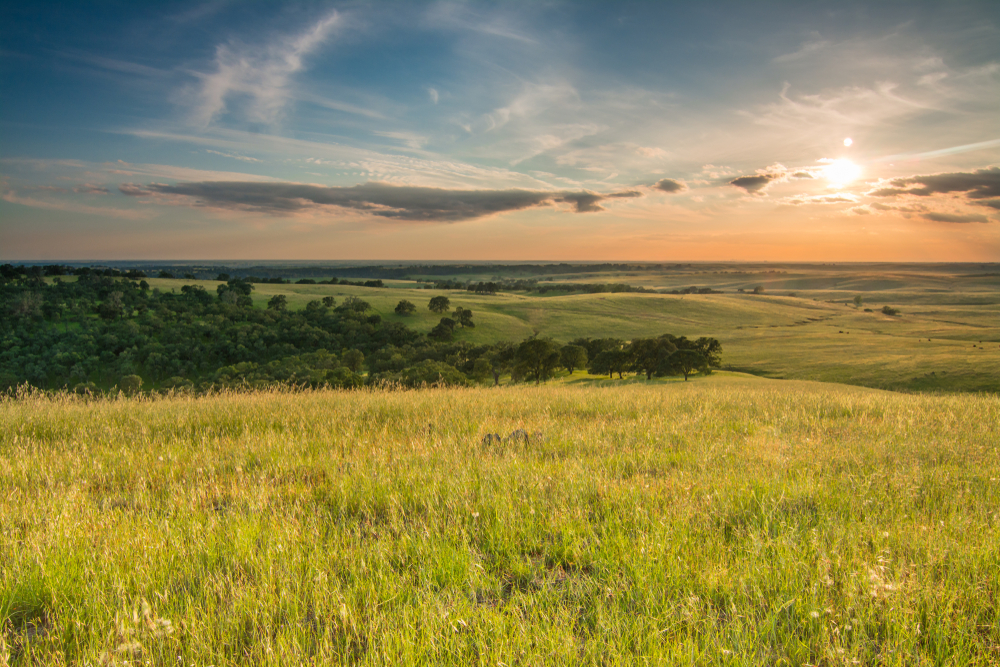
[428,278,663,295]
[1,264,147,280]
[0,271,720,394]
[664,286,722,295]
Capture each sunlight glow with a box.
[824,159,861,185]
[844,138,853,147]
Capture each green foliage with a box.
[882,305,900,316]
[429,317,456,341]
[428,295,451,313]
[627,337,676,380]
[266,294,288,311]
[452,306,475,328]
[515,338,561,384]
[342,349,364,373]
[119,374,143,395]
[559,344,588,373]
[394,299,417,316]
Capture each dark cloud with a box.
[868,167,1000,201]
[923,212,990,224]
[75,184,110,194]
[978,199,1000,210]
[790,171,814,179]
[729,172,782,194]
[118,181,640,221]
[653,178,687,193]
[119,183,154,196]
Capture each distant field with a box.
[3,375,998,664]
[145,263,1000,393]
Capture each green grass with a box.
[146,265,1000,393]
[2,375,999,664]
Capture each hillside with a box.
[3,376,998,664]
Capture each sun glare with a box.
[824,159,861,185]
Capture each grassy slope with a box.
[3,376,998,664]
[146,265,1000,392]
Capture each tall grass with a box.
[2,376,998,664]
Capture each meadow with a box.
[144,262,1000,393]
[3,374,999,664]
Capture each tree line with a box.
[0,269,721,394]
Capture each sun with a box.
[823,159,861,185]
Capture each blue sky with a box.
[2,1,998,260]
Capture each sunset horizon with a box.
[3,1,998,261]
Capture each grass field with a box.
[3,375,999,664]
[144,262,1000,393]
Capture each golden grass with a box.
[2,375,998,664]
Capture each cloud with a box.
[980,199,1000,210]
[653,178,686,194]
[867,167,1000,201]
[558,190,642,212]
[428,87,439,104]
[372,131,428,150]
[189,11,340,126]
[206,150,263,163]
[729,172,783,194]
[786,194,858,206]
[74,184,111,194]
[3,190,150,220]
[118,180,641,221]
[923,212,990,224]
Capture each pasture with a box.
[145,262,1000,393]
[2,375,998,664]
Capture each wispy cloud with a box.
[188,11,341,126]
[923,211,990,223]
[74,183,111,194]
[2,190,150,220]
[206,149,263,163]
[425,3,537,44]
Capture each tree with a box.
[482,342,516,386]
[428,296,451,313]
[590,347,630,379]
[560,344,588,374]
[267,294,288,311]
[341,296,370,312]
[322,296,336,308]
[342,349,365,373]
[119,374,143,395]
[691,337,723,369]
[882,305,899,316]
[663,349,709,381]
[395,300,417,316]
[627,337,676,380]
[429,317,456,341]
[752,285,765,294]
[453,306,475,328]
[516,338,561,384]
[854,295,863,309]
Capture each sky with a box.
[1,1,999,261]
